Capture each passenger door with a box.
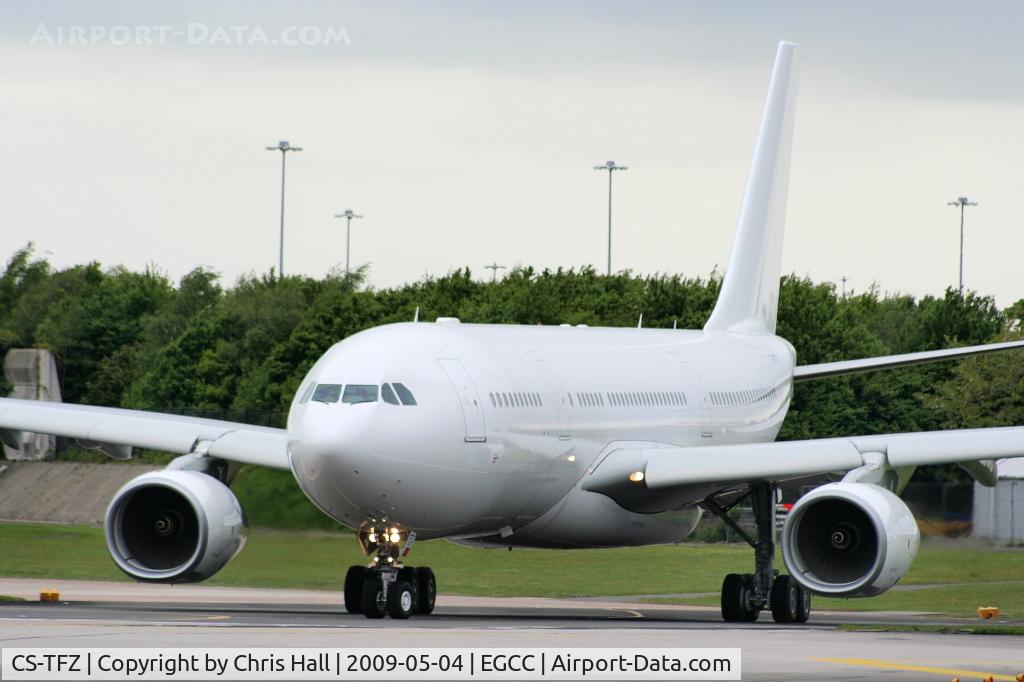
[437,358,487,442]
[535,359,571,440]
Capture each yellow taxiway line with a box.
[816,657,1020,681]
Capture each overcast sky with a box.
[3,1,1023,306]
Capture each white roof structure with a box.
[996,458,1024,479]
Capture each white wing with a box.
[0,398,289,470]
[583,426,1024,503]
[793,339,1024,382]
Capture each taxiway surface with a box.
[0,579,1020,680]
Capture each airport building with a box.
[973,459,1024,544]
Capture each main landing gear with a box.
[344,525,436,619]
[703,481,811,624]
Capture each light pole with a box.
[947,196,978,293]
[594,160,627,276]
[485,262,506,282]
[265,140,303,277]
[333,210,363,274]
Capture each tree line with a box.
[2,245,1022,481]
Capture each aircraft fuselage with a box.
[286,321,794,548]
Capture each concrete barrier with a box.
[0,461,161,525]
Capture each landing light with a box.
[629,471,645,483]
[567,455,576,462]
[389,533,401,543]
[368,533,377,543]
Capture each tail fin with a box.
[704,41,800,335]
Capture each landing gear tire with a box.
[361,574,387,619]
[770,575,798,623]
[344,566,366,614]
[398,567,420,611]
[416,567,437,615]
[721,573,757,622]
[793,583,811,623]
[387,578,416,619]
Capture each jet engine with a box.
[104,469,248,583]
[781,482,919,597]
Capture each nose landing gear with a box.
[343,525,437,619]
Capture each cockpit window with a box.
[298,381,317,404]
[393,382,417,406]
[381,383,400,405]
[311,383,342,404]
[342,384,379,404]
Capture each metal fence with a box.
[692,481,976,543]
[157,407,287,428]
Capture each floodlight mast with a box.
[265,140,303,277]
[947,196,978,293]
[594,160,627,276]
[333,210,364,274]
[485,262,506,283]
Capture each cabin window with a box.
[393,382,417,406]
[311,383,342,404]
[382,383,400,405]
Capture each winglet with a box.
[705,42,800,335]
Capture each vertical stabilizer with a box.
[704,42,800,334]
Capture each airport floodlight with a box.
[594,161,628,276]
[484,262,506,283]
[947,196,978,293]
[265,141,304,277]
[333,210,364,274]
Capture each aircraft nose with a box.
[290,404,371,477]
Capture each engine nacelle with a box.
[781,482,919,597]
[105,470,248,583]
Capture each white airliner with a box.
[3,41,1024,623]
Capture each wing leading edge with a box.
[0,398,289,470]
[583,426,1024,503]
[793,339,1024,382]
